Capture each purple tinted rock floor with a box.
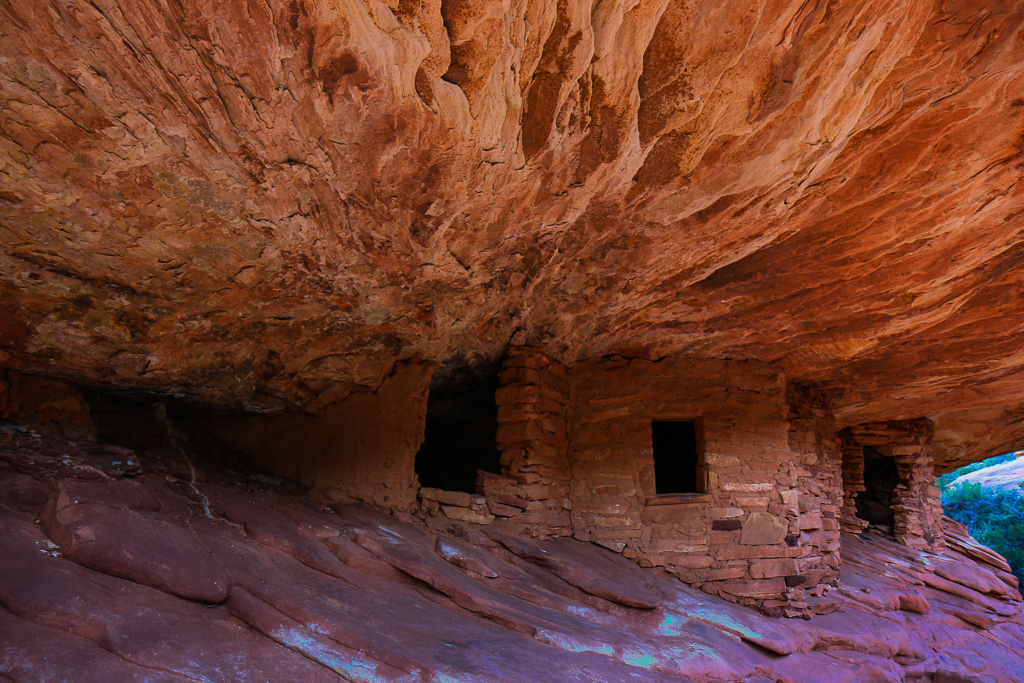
[1,435,1023,682]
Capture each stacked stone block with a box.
[783,383,843,607]
[481,347,572,538]
[412,349,849,613]
[414,348,572,537]
[840,420,944,552]
[839,443,870,534]
[566,357,842,612]
[418,487,494,525]
[891,444,945,550]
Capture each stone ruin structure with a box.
[2,3,1024,677]
[1,354,948,614]
[839,420,945,552]
[207,346,954,615]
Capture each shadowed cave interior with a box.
[414,358,502,493]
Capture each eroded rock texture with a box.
[1,0,1024,467]
[2,435,1024,682]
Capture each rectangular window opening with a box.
[652,420,702,494]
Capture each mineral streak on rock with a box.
[1,1,1024,470]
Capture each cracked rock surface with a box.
[2,434,1023,682]
[1,1,1024,469]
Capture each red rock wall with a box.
[2,0,1024,478]
[487,347,573,536]
[840,420,945,551]
[563,356,841,610]
[0,370,96,442]
[207,362,431,511]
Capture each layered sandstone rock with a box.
[2,433,1023,681]
[1,0,1023,470]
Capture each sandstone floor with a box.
[1,434,1023,682]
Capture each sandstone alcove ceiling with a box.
[1,0,1024,469]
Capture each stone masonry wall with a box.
[840,420,945,552]
[565,357,842,612]
[407,349,847,612]
[417,348,574,537]
[483,347,573,538]
[839,443,870,534]
[785,383,843,597]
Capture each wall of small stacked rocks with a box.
[410,350,854,611]
[840,420,945,552]
[559,356,842,612]
[217,347,939,612]
[839,442,871,535]
[195,347,944,610]
[415,347,574,538]
[784,383,843,603]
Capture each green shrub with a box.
[942,481,1024,585]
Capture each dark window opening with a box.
[856,447,899,531]
[415,358,502,493]
[652,420,701,494]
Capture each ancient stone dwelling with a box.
[209,347,949,615]
[4,0,1024,678]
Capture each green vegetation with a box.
[940,455,1024,585]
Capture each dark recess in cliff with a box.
[415,357,502,493]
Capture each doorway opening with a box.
[414,358,502,493]
[856,447,899,532]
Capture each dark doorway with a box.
[652,420,701,494]
[856,447,899,529]
[415,358,502,493]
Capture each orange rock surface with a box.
[1,0,1023,469]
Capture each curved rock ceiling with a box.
[1,0,1023,467]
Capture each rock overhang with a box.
[1,0,1023,470]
